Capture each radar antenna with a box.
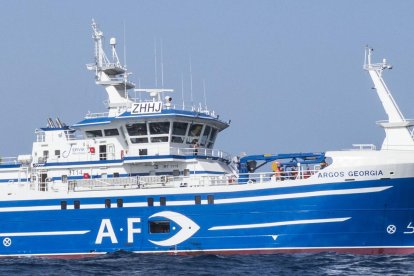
[86,19,135,116]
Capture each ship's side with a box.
[0,24,414,257]
[1,150,414,256]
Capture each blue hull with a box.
[1,178,413,256]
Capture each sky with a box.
[1,1,414,157]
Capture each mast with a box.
[86,19,135,116]
[364,47,414,150]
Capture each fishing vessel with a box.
[0,21,414,257]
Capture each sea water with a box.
[1,252,413,275]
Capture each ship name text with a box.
[318,170,383,178]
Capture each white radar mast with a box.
[86,19,135,116]
[364,47,414,150]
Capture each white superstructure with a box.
[364,47,414,150]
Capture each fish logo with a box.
[148,211,200,246]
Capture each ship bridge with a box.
[70,88,230,163]
[63,20,232,164]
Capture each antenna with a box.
[122,22,128,101]
[203,79,208,111]
[154,38,158,88]
[189,56,194,108]
[161,39,164,88]
[181,73,185,110]
[160,39,165,102]
[123,20,127,67]
[138,79,141,101]
[47,118,56,128]
[86,20,135,117]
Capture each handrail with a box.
[0,157,19,165]
[85,112,110,119]
[239,168,320,183]
[67,168,325,192]
[352,144,376,151]
[169,147,232,160]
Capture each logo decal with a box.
[148,211,200,246]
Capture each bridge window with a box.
[172,122,188,135]
[200,125,211,146]
[171,136,184,143]
[149,221,170,233]
[149,122,170,143]
[104,128,119,136]
[126,123,147,136]
[131,137,148,144]
[189,124,202,136]
[149,122,170,135]
[172,122,189,144]
[207,128,218,148]
[150,136,168,143]
[186,124,203,144]
[85,130,103,138]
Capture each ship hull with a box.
[0,177,413,257]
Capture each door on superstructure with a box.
[99,145,107,161]
[39,172,48,191]
[107,144,115,160]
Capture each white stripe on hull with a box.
[209,217,351,230]
[0,186,392,212]
[0,230,90,237]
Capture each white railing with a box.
[239,168,319,184]
[69,177,139,191]
[36,131,45,142]
[67,167,324,192]
[352,144,377,151]
[65,132,80,140]
[0,157,19,165]
[35,129,79,142]
[85,112,110,119]
[170,147,231,160]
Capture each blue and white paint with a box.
[0,25,414,257]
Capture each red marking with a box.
[163,247,414,256]
[3,247,414,259]
[89,147,95,154]
[83,173,90,179]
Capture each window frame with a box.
[85,130,103,138]
[149,221,171,234]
